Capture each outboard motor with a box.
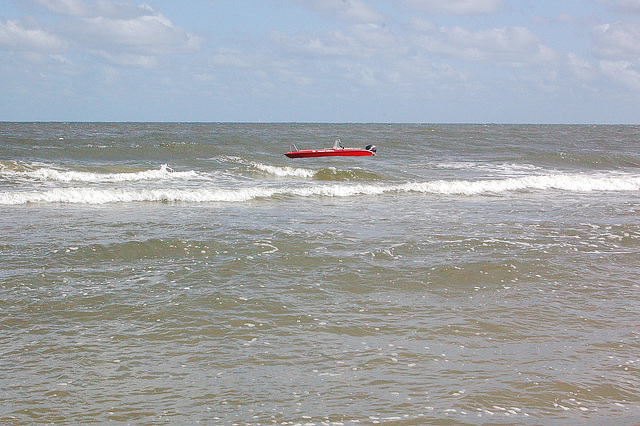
[365,144,377,153]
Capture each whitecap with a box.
[400,174,640,196]
[2,173,640,205]
[0,187,281,205]
[217,156,316,178]
[250,162,315,178]
[1,164,197,183]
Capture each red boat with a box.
[285,139,376,158]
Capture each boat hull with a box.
[285,148,374,158]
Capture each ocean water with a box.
[1,122,640,424]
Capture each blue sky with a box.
[1,0,640,123]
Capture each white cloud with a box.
[396,55,471,87]
[32,0,148,19]
[567,52,595,81]
[401,0,504,15]
[210,49,252,68]
[272,24,404,59]
[68,12,202,56]
[616,0,640,12]
[94,50,158,68]
[39,1,206,68]
[600,60,640,90]
[289,0,385,23]
[318,0,385,22]
[351,23,406,54]
[272,30,357,57]
[598,0,640,14]
[415,25,556,65]
[4,1,203,68]
[31,0,91,17]
[3,0,640,122]
[0,19,67,52]
[592,22,640,59]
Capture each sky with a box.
[1,0,640,123]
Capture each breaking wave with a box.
[1,173,639,205]
[0,164,198,182]
[250,162,315,178]
[401,173,640,195]
[430,161,543,175]
[218,157,381,181]
[218,156,316,178]
[313,167,383,181]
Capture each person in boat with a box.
[333,138,344,149]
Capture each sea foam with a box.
[1,173,639,205]
[0,187,279,205]
[400,174,640,196]
[250,162,315,178]
[220,156,316,178]
[0,164,197,183]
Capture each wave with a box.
[251,162,315,178]
[430,161,543,175]
[0,164,198,183]
[218,156,381,181]
[252,163,382,181]
[216,156,316,178]
[401,173,640,196]
[535,151,640,171]
[313,167,383,181]
[2,173,639,205]
[0,187,273,205]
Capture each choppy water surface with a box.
[2,123,640,424]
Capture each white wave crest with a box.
[0,187,281,205]
[1,164,197,183]
[399,174,640,196]
[432,161,542,175]
[218,156,316,178]
[1,174,639,205]
[251,162,315,178]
